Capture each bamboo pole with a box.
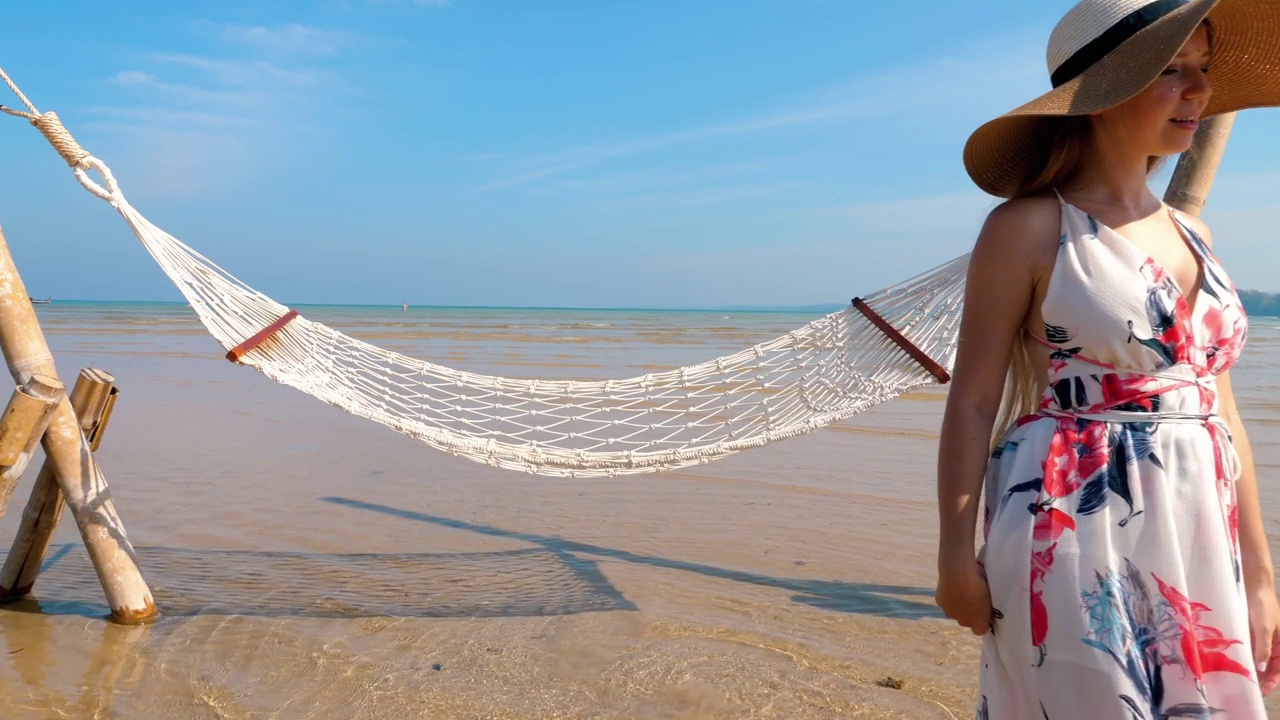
[0,369,118,601]
[1163,113,1237,216]
[0,225,155,623]
[0,373,64,519]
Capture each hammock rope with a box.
[0,67,969,477]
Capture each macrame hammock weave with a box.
[0,68,967,477]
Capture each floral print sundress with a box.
[976,193,1264,718]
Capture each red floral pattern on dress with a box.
[1033,507,1076,542]
[1099,373,1162,412]
[1030,542,1057,663]
[1042,420,1109,498]
[1153,575,1253,682]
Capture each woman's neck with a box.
[1061,135,1161,218]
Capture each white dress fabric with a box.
[976,195,1265,718]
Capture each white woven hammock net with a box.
[2,81,969,477]
[130,200,968,475]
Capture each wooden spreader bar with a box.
[226,309,300,363]
[851,297,951,385]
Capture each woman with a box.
[935,0,1280,716]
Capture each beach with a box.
[1,302,1278,719]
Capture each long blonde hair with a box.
[990,116,1166,445]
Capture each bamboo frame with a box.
[0,225,155,623]
[0,369,119,602]
[0,373,64,520]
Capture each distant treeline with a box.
[1240,290,1280,318]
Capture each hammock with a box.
[0,69,968,477]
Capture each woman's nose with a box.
[1185,69,1213,100]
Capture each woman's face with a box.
[1093,24,1213,157]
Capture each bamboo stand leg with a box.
[0,374,64,519]
[0,369,117,600]
[0,225,155,623]
[1164,113,1237,216]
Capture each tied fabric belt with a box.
[1035,407,1241,485]
[1020,358,1241,485]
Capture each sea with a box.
[0,301,1274,719]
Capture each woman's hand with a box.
[936,556,994,635]
[1248,584,1280,695]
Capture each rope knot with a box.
[31,111,91,169]
[0,69,120,203]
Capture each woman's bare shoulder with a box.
[971,195,1061,268]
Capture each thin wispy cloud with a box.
[84,105,260,129]
[541,158,785,197]
[479,36,1044,193]
[155,53,325,89]
[478,110,856,192]
[106,56,321,112]
[215,23,357,56]
[85,23,349,200]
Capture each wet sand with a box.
[1,306,1278,718]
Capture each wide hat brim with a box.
[964,0,1280,198]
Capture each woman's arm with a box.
[935,198,1056,632]
[1217,370,1280,692]
[938,200,1053,556]
[1217,370,1280,693]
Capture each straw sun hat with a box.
[964,0,1280,198]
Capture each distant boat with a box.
[29,297,51,304]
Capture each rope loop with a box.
[0,69,124,207]
[72,157,123,204]
[0,104,36,121]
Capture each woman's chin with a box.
[1162,128,1202,154]
[1155,138,1197,158]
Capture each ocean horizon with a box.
[34,298,852,315]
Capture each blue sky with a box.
[0,0,1275,308]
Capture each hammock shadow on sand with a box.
[0,542,634,620]
[324,497,942,620]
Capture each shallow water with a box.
[0,304,1277,718]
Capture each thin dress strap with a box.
[1167,206,1197,241]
